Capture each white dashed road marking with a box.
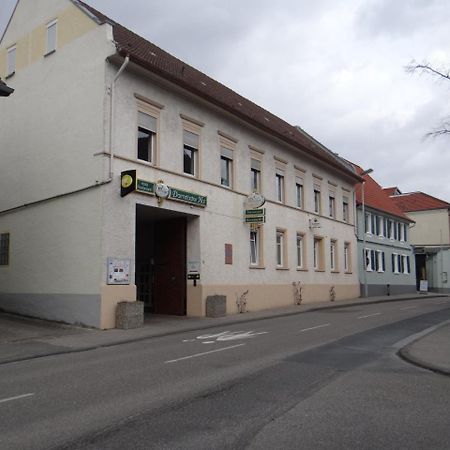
[0,393,34,404]
[165,344,245,364]
[298,324,330,333]
[358,313,381,319]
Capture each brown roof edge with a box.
[77,0,361,183]
[117,47,362,184]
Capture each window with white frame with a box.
[313,184,321,214]
[250,157,261,192]
[276,229,286,267]
[296,233,305,269]
[389,220,395,240]
[250,228,261,266]
[137,110,157,163]
[402,255,410,274]
[295,177,304,209]
[342,196,349,222]
[329,193,336,218]
[275,169,285,203]
[377,216,384,237]
[0,233,9,266]
[183,129,199,176]
[330,240,338,271]
[220,147,233,188]
[344,242,351,272]
[365,212,372,234]
[376,250,385,272]
[365,248,376,272]
[403,224,408,242]
[392,253,399,273]
[46,20,57,54]
[7,46,16,76]
[313,237,324,271]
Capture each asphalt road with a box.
[0,296,449,450]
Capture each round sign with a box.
[121,174,133,189]
[155,183,170,199]
[245,192,266,209]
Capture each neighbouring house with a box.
[351,165,416,296]
[388,189,450,293]
[0,0,362,328]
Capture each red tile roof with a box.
[350,163,413,221]
[75,1,360,182]
[383,186,400,196]
[389,192,450,212]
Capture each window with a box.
[295,178,304,209]
[342,196,349,222]
[7,46,16,76]
[314,188,321,214]
[183,130,199,176]
[365,212,372,234]
[46,20,57,54]
[330,240,338,271]
[392,253,399,273]
[389,220,395,240]
[250,158,261,192]
[365,248,377,272]
[313,237,324,271]
[329,194,336,218]
[220,147,233,187]
[344,242,351,272]
[0,233,9,266]
[296,233,305,269]
[250,228,259,266]
[402,255,410,274]
[137,111,157,163]
[377,251,385,272]
[372,215,379,235]
[275,170,285,203]
[276,229,286,267]
[383,218,388,237]
[378,216,384,237]
[403,224,408,242]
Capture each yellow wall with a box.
[188,282,360,317]
[1,4,97,79]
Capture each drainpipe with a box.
[109,55,130,180]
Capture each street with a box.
[0,296,449,450]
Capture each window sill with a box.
[344,271,353,274]
[314,269,325,273]
[276,266,290,271]
[296,267,308,272]
[331,270,340,274]
[249,265,265,270]
[44,49,56,57]
[5,71,15,79]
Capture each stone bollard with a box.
[206,295,226,318]
[116,301,144,329]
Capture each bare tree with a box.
[406,60,450,138]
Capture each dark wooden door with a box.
[153,218,186,315]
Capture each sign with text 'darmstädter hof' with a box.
[120,171,207,207]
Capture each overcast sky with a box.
[2,0,449,200]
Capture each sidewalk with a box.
[399,321,450,376]
[0,292,448,366]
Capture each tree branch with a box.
[405,60,450,82]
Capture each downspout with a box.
[109,55,130,179]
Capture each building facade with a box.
[0,0,361,328]
[388,189,450,293]
[353,166,416,296]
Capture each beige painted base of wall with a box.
[100,284,137,329]
[187,283,360,317]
